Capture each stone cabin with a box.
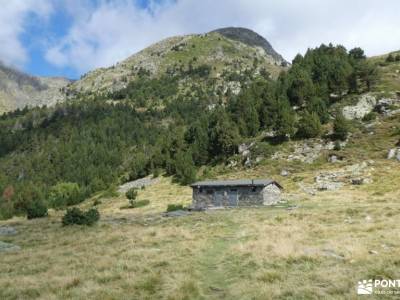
[190,179,283,209]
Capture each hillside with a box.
[0,62,71,114]
[67,28,286,97]
[1,27,400,298]
[1,111,400,299]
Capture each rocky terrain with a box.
[66,28,285,96]
[0,62,71,114]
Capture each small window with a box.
[206,189,213,195]
[230,189,237,192]
[199,188,203,193]
[252,186,257,192]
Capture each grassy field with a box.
[1,110,400,300]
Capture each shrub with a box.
[26,200,48,219]
[362,111,377,122]
[333,113,350,141]
[386,54,395,63]
[49,182,85,209]
[333,141,342,151]
[0,199,15,220]
[62,207,100,226]
[297,111,322,138]
[167,204,184,212]
[125,188,138,200]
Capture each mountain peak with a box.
[210,27,287,64]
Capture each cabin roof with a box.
[190,179,282,189]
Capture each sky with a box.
[1,0,400,79]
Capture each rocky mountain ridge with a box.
[66,27,286,96]
[0,62,71,114]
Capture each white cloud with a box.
[0,0,52,67]
[43,0,400,74]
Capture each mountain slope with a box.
[0,62,71,114]
[211,27,287,64]
[67,28,286,96]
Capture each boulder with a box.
[387,148,400,161]
[351,178,365,185]
[317,182,343,191]
[342,94,376,120]
[328,155,338,163]
[238,142,255,154]
[280,169,289,177]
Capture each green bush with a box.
[26,200,48,219]
[333,113,350,141]
[62,207,100,226]
[297,111,322,138]
[167,204,184,212]
[125,188,138,200]
[333,141,342,151]
[49,182,85,209]
[362,111,377,122]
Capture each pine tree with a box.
[286,66,315,106]
[306,97,329,124]
[297,111,322,138]
[386,54,395,63]
[273,97,296,138]
[174,151,197,185]
[333,113,350,140]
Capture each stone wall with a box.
[262,184,281,205]
[192,184,281,208]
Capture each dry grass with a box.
[2,116,400,299]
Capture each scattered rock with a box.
[368,250,378,255]
[118,176,159,193]
[255,156,263,163]
[301,161,373,193]
[328,155,338,163]
[321,249,345,260]
[0,241,20,252]
[163,210,192,217]
[244,156,252,167]
[351,178,365,185]
[342,94,376,120]
[238,142,255,155]
[387,148,400,161]
[365,215,372,222]
[376,96,400,115]
[241,149,250,157]
[272,139,347,164]
[297,183,316,196]
[280,169,289,177]
[316,181,343,191]
[0,226,17,236]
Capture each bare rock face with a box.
[342,94,376,120]
[0,62,70,114]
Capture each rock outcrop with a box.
[342,94,376,120]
